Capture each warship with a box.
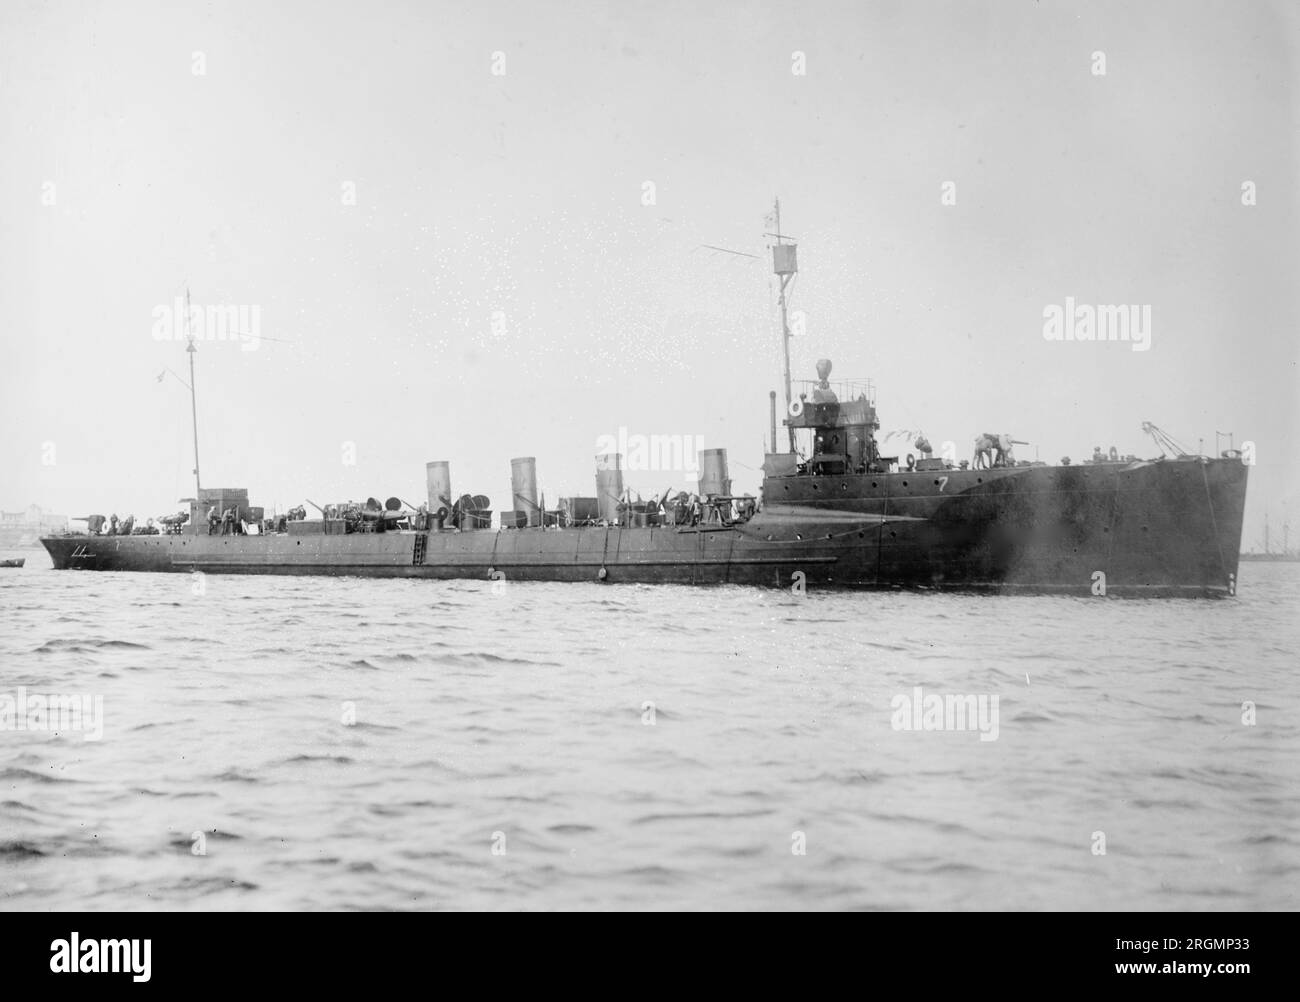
[42,211,1248,596]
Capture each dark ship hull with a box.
[41,456,1247,596]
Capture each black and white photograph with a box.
[1,0,1296,949]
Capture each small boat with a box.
[0,558,25,568]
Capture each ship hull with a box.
[40,457,1248,596]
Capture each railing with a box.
[792,378,875,404]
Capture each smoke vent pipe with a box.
[595,453,624,524]
[698,448,731,497]
[426,461,452,516]
[510,457,540,527]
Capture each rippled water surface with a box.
[2,548,1297,911]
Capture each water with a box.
[2,548,1298,911]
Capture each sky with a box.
[2,0,1297,547]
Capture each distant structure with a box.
[1240,510,1299,562]
[0,505,69,548]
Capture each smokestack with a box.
[769,390,777,453]
[510,457,539,527]
[595,453,624,525]
[426,461,452,516]
[698,448,730,497]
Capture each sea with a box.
[2,548,1297,911]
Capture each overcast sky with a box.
[2,0,1297,545]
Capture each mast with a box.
[185,288,202,494]
[771,198,798,453]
